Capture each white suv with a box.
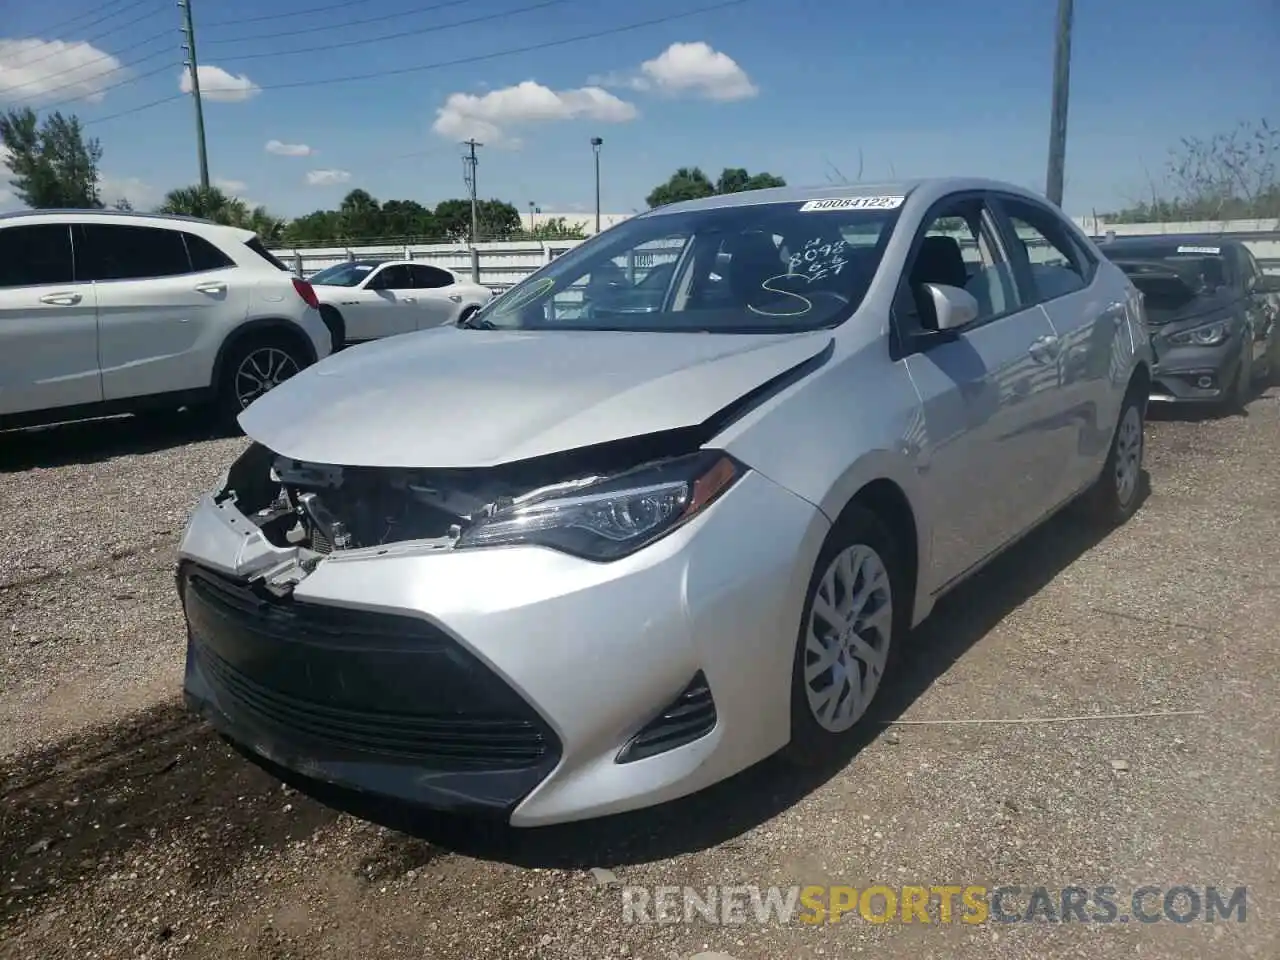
[0,210,332,430]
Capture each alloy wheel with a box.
[234,347,300,410]
[1113,404,1143,507]
[804,544,893,733]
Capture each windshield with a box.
[309,262,379,286]
[471,200,903,333]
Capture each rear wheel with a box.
[1223,348,1252,412]
[1084,388,1145,526]
[216,336,308,429]
[783,505,905,767]
[319,305,346,351]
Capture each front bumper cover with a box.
[177,467,828,826]
[1148,331,1245,402]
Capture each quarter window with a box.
[184,233,235,272]
[998,198,1091,302]
[411,265,455,289]
[0,224,75,287]
[77,224,192,281]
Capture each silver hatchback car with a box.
[178,178,1153,827]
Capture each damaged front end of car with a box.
[210,428,746,598]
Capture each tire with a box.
[319,305,346,351]
[1221,348,1251,413]
[1084,388,1145,527]
[216,335,309,430]
[782,504,907,767]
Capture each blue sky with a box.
[0,0,1276,219]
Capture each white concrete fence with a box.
[270,218,1280,295]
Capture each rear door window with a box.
[0,224,76,287]
[184,233,235,272]
[410,264,455,289]
[77,224,192,281]
[995,197,1092,303]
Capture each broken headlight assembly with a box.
[1168,319,1231,347]
[455,450,744,561]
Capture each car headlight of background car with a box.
[456,450,745,561]
[1168,320,1231,347]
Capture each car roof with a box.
[635,177,1053,217]
[0,208,257,241]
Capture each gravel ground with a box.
[0,391,1277,960]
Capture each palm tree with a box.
[157,185,239,223]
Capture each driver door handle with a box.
[401,296,416,303]
[194,281,226,294]
[1028,334,1061,363]
[448,294,462,303]
[39,292,82,305]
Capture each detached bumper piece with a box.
[178,561,561,817]
[616,671,717,764]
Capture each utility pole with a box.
[591,137,603,233]
[462,138,482,282]
[1045,0,1074,207]
[178,0,209,190]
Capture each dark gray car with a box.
[1101,236,1280,409]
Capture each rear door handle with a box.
[401,297,416,303]
[194,282,226,294]
[448,294,462,303]
[39,292,81,305]
[1028,334,1061,363]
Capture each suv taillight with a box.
[292,277,320,309]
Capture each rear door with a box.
[0,222,101,416]
[897,192,1064,589]
[990,194,1129,501]
[350,264,417,341]
[408,264,464,329]
[79,223,252,401]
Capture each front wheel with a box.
[783,505,905,767]
[216,336,308,430]
[1084,389,1145,526]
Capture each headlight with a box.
[455,450,745,560]
[1169,320,1230,346]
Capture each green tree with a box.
[0,107,103,208]
[433,198,474,241]
[646,166,787,208]
[282,209,343,244]
[521,216,587,240]
[380,198,437,238]
[478,199,522,239]
[338,188,382,240]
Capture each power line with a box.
[217,0,568,63]
[204,0,468,45]
[1,33,172,99]
[83,0,753,126]
[15,0,151,46]
[5,3,169,72]
[39,61,182,113]
[201,0,387,30]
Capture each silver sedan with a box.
[177,177,1153,827]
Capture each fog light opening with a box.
[1197,376,1214,389]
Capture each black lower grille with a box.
[180,562,558,771]
[616,671,717,763]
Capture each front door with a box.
[895,193,1064,591]
[0,222,101,417]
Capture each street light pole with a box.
[1045,0,1074,207]
[590,137,603,233]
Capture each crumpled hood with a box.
[238,324,832,468]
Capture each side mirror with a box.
[923,283,980,331]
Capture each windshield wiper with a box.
[458,313,497,330]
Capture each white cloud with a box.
[266,139,313,157]
[595,42,757,102]
[305,169,351,186]
[432,80,636,147]
[97,175,159,209]
[213,177,246,194]
[0,39,126,103]
[179,64,260,102]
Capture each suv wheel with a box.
[218,336,307,428]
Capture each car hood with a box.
[238,324,832,468]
